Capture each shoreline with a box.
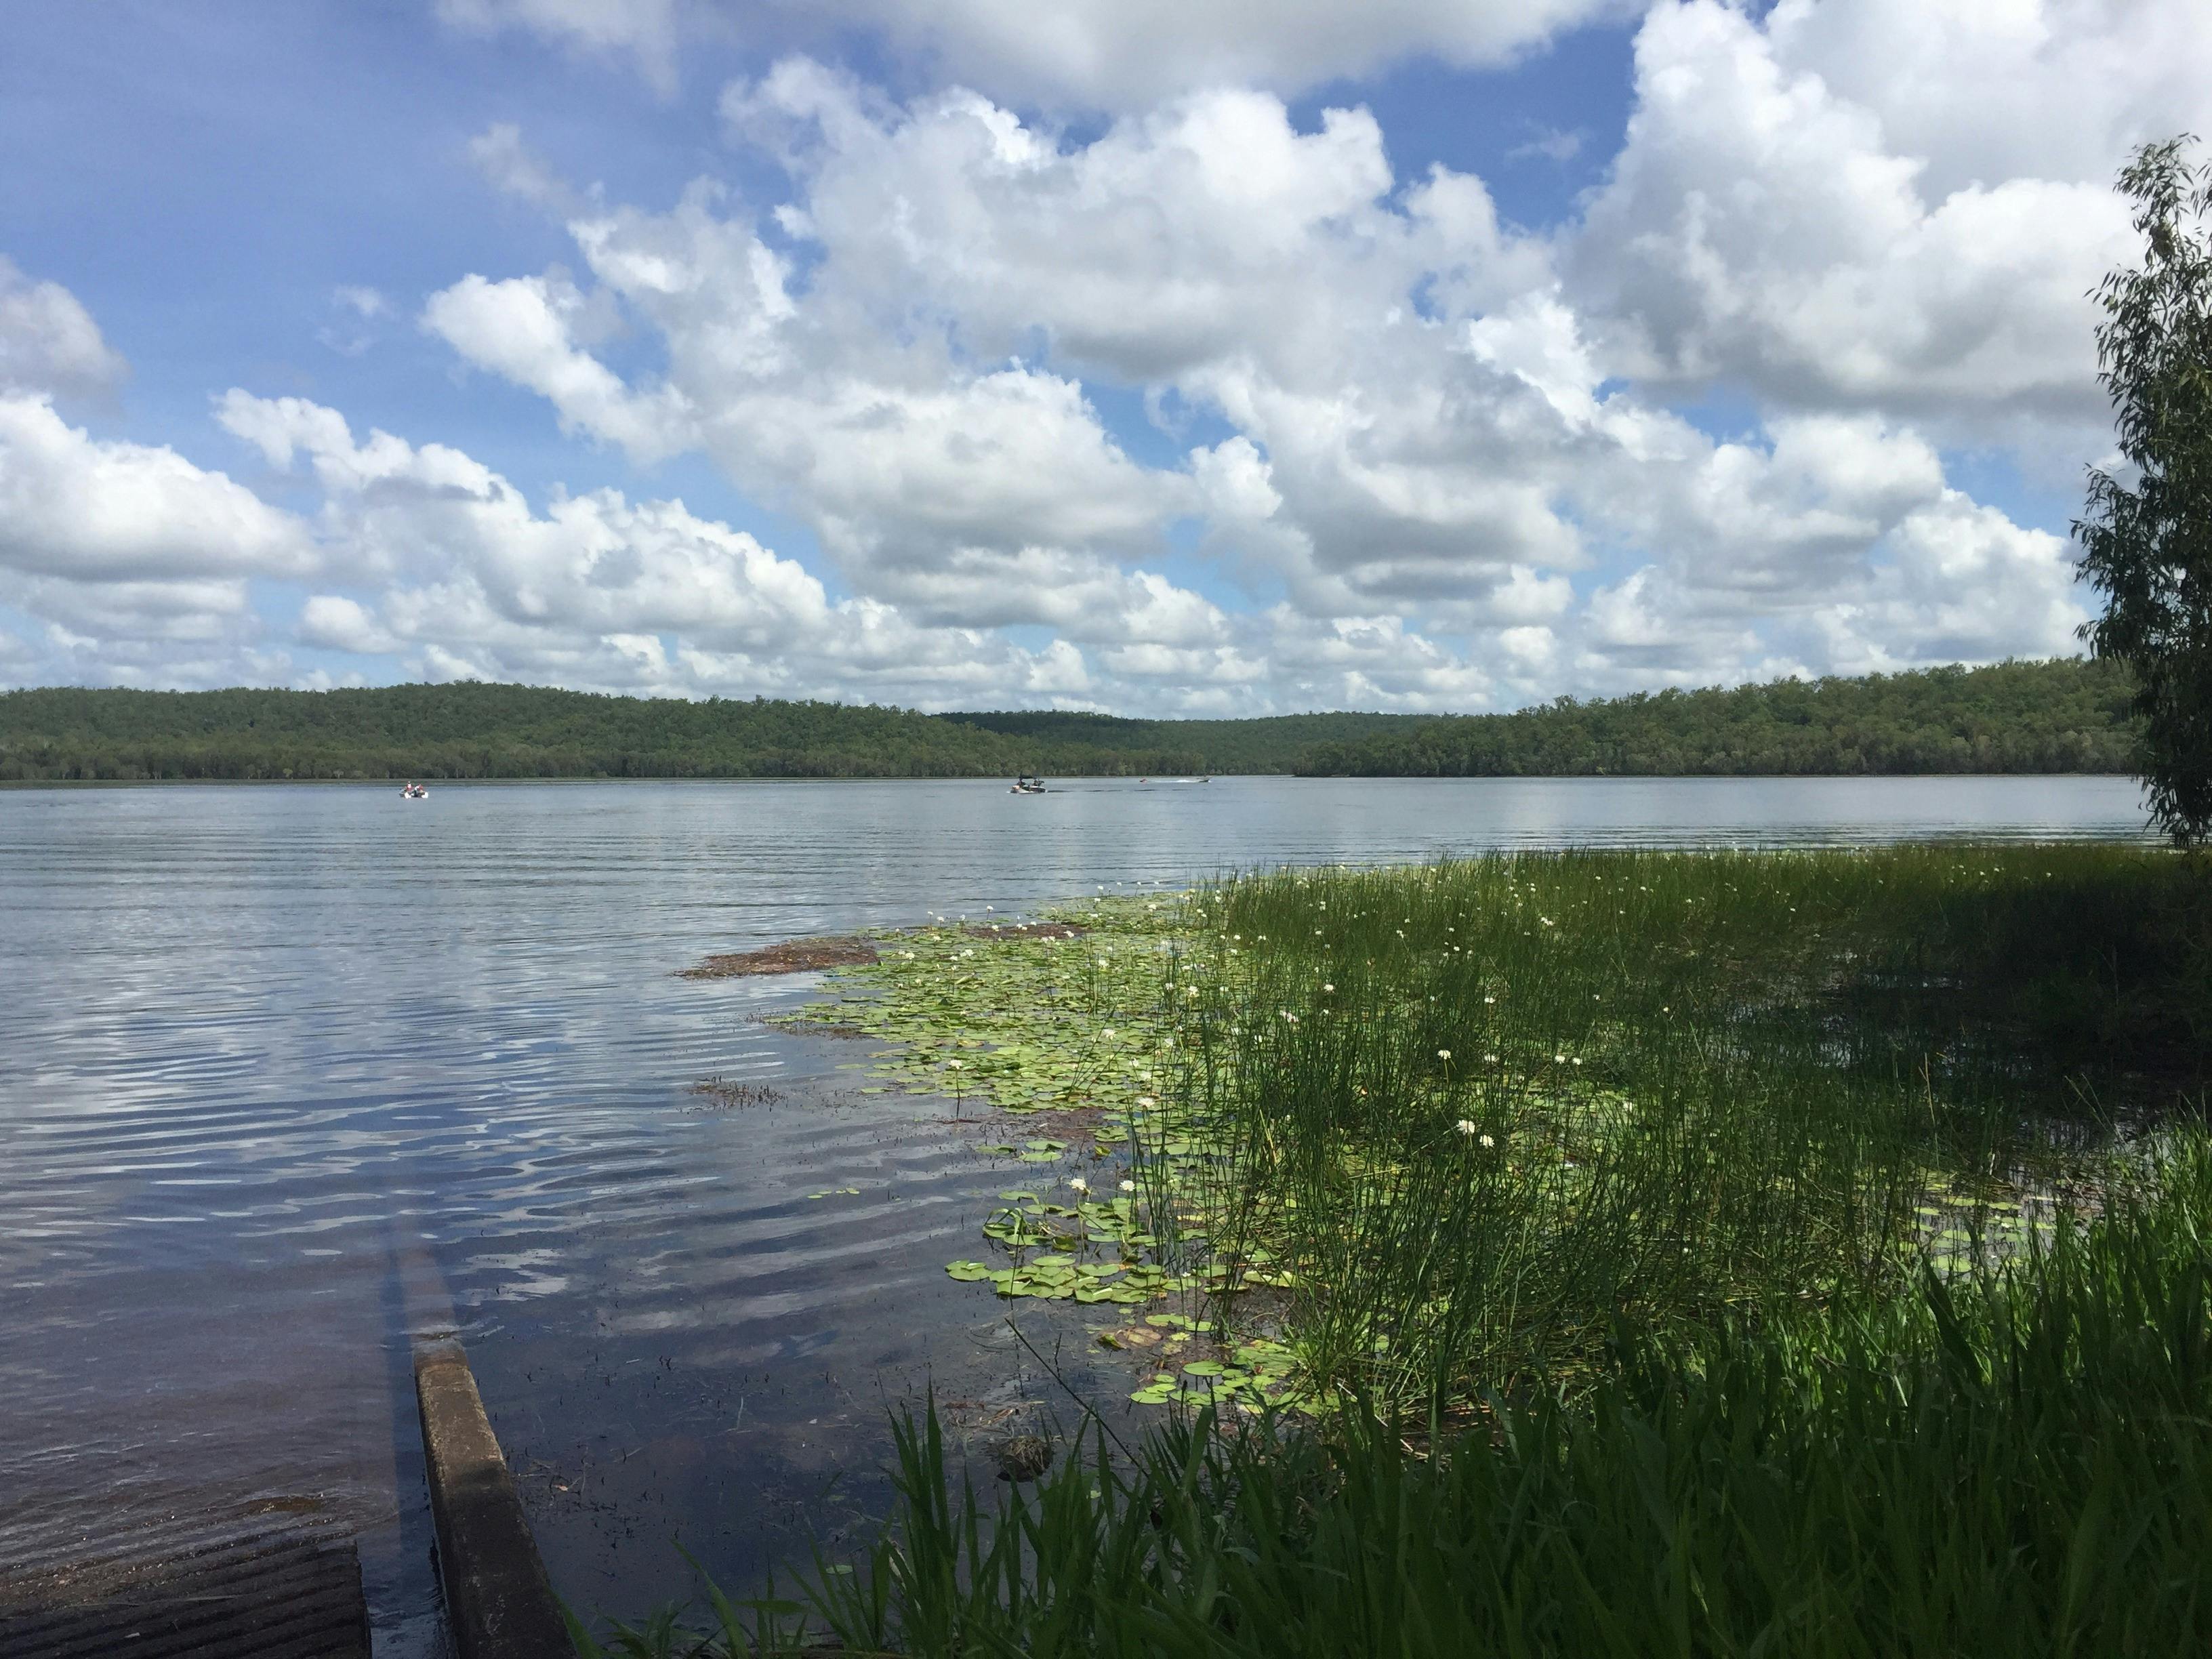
[0,769,2148,789]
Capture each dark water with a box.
[0,775,2150,1651]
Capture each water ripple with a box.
[0,775,2152,1645]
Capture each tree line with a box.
[1295,659,2139,778]
[0,682,1430,781]
[0,661,2141,783]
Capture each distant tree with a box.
[2076,136,2212,843]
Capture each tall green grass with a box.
[1139,845,2196,1416]
[575,1134,2212,1656]
[575,844,2212,1654]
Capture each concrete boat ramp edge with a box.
[1,1340,577,1658]
[414,1339,575,1658]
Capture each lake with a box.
[0,775,2152,1649]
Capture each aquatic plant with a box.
[571,1130,2212,1656]
[781,844,2197,1419]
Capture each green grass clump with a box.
[785,844,2204,1420]
[573,1133,2212,1656]
[583,845,2212,1654]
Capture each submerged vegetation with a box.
[782,844,2200,1415]
[1,657,2135,781]
[586,1146,2212,1656]
[616,842,2212,1654]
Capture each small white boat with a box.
[401,782,428,800]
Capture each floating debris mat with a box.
[0,1524,369,1659]
[679,935,880,977]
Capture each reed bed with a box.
[1144,844,2182,1414]
[778,1133,2212,1656]
[583,844,2212,1655]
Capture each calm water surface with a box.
[0,775,2151,1650]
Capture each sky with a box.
[0,0,2205,716]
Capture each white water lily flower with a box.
[1322,983,1334,994]
[1437,1048,1452,1061]
[1480,1134,1496,1149]
[1136,1095,1157,1107]
[1120,1179,1137,1193]
[1455,1119,1477,1135]
[945,1059,965,1070]
[1068,1177,1089,1193]
[1102,1028,1117,1039]
[1484,996,1495,1004]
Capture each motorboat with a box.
[1009,775,1046,794]
[401,782,428,800]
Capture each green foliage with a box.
[858,1145,2212,1657]
[796,846,2200,1425]
[593,848,2212,1654]
[1297,657,2139,777]
[937,709,1435,775]
[2077,136,2212,843]
[0,682,1422,781]
[0,660,2142,782]
[578,1136,2212,1656]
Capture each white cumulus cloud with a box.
[432,0,1630,107]
[0,255,127,399]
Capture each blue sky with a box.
[0,1,2200,711]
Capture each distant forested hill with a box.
[0,682,1428,781]
[0,660,2142,782]
[1297,659,2140,778]
[933,710,1436,775]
